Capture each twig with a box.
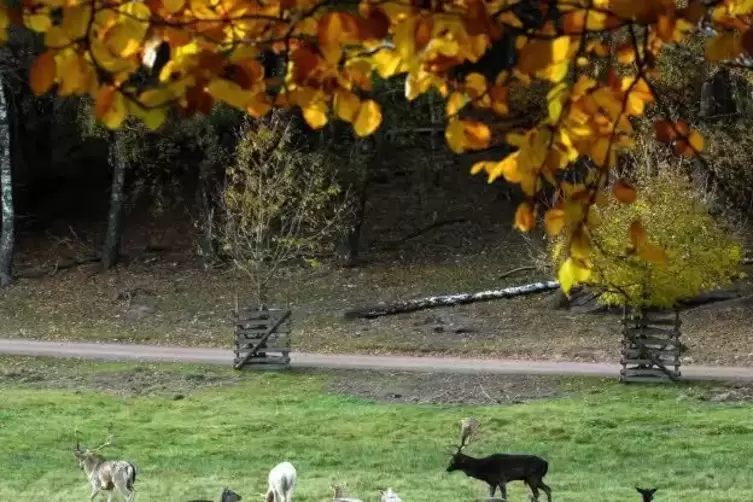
[497,265,536,280]
[374,218,467,250]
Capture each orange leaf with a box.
[674,129,704,157]
[30,50,56,96]
[638,242,668,264]
[743,28,753,56]
[613,179,637,204]
[654,119,676,143]
[629,219,647,248]
[359,7,389,40]
[514,202,535,232]
[543,208,565,236]
[705,32,742,62]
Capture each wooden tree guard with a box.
[620,307,682,383]
[233,307,292,370]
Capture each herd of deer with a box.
[72,418,659,502]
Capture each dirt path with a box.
[1,338,753,381]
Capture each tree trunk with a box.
[0,76,13,288]
[343,280,560,319]
[102,132,127,269]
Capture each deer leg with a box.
[526,481,540,502]
[538,481,552,502]
[498,482,508,502]
[90,481,101,501]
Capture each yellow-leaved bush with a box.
[550,167,744,309]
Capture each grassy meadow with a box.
[0,358,752,502]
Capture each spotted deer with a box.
[73,426,138,502]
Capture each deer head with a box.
[446,417,479,472]
[221,487,243,502]
[331,482,347,499]
[73,425,115,471]
[636,487,658,502]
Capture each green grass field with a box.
[0,359,752,502]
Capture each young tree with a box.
[550,163,744,309]
[219,111,349,305]
[6,0,753,291]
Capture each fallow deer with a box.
[379,487,402,502]
[446,417,552,502]
[73,426,138,502]
[636,487,658,502]
[331,482,363,502]
[265,461,297,502]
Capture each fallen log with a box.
[343,280,560,319]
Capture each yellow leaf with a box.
[488,152,521,183]
[688,130,704,152]
[104,24,143,58]
[570,228,591,260]
[393,17,417,60]
[95,86,127,129]
[302,101,329,129]
[558,257,591,295]
[207,78,250,109]
[24,13,52,33]
[465,72,487,98]
[55,49,83,96]
[514,202,535,232]
[705,33,743,62]
[30,51,57,96]
[61,5,92,40]
[353,99,382,136]
[446,92,468,116]
[372,49,403,79]
[444,118,490,154]
[334,89,361,123]
[161,0,185,14]
[129,99,168,130]
[547,82,568,122]
[544,208,565,236]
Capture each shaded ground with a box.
[2,162,753,367]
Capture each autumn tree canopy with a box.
[2,0,750,293]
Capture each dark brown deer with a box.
[636,487,657,502]
[445,418,551,502]
[186,487,243,502]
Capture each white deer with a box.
[265,462,297,502]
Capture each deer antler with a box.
[90,424,114,452]
[459,417,479,451]
[74,426,83,452]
